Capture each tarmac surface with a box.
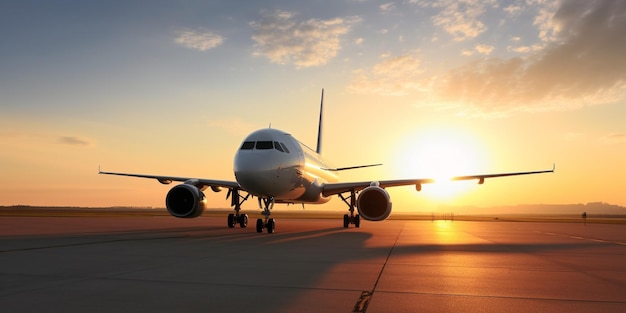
[1,216,626,312]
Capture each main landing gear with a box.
[227,189,250,228]
[339,190,360,228]
[256,197,276,234]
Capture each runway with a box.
[1,216,625,312]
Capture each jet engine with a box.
[165,184,207,218]
[356,184,392,221]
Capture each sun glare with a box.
[392,127,487,202]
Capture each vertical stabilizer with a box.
[316,88,324,155]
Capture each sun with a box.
[392,127,487,201]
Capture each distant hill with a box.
[437,202,626,216]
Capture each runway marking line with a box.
[372,290,626,305]
[537,231,626,246]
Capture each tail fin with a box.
[316,88,324,155]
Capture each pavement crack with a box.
[352,291,372,313]
[352,223,405,312]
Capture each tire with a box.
[256,219,264,233]
[239,214,248,228]
[343,214,350,228]
[227,214,236,228]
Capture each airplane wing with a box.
[322,164,555,197]
[449,165,555,183]
[322,178,435,197]
[98,169,240,190]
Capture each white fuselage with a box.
[233,128,339,204]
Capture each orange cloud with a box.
[58,136,91,146]
[432,0,626,115]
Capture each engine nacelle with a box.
[356,185,392,221]
[165,184,207,218]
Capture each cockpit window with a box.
[240,140,290,153]
[240,141,255,150]
[255,141,274,150]
[274,141,284,152]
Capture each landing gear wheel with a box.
[227,214,236,228]
[238,214,248,228]
[339,190,362,229]
[256,219,264,233]
[227,188,251,230]
[267,218,276,234]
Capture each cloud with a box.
[175,29,224,51]
[250,10,360,68]
[461,49,474,56]
[349,1,626,117]
[460,44,494,56]
[474,44,494,55]
[507,43,542,54]
[418,0,497,41]
[533,1,560,42]
[380,2,396,12]
[58,136,91,146]
[429,0,626,115]
[348,52,426,96]
[503,4,523,16]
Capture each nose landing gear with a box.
[226,189,276,234]
[256,197,276,234]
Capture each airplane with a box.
[99,89,554,234]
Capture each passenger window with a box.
[280,142,290,153]
[274,141,284,152]
[240,141,255,150]
[256,141,273,150]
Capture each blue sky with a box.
[1,0,625,208]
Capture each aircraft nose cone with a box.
[234,151,278,195]
[235,170,270,195]
[234,148,304,197]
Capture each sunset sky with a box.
[1,0,625,211]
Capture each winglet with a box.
[316,88,324,155]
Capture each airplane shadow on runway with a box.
[139,221,611,310]
[1,220,617,313]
